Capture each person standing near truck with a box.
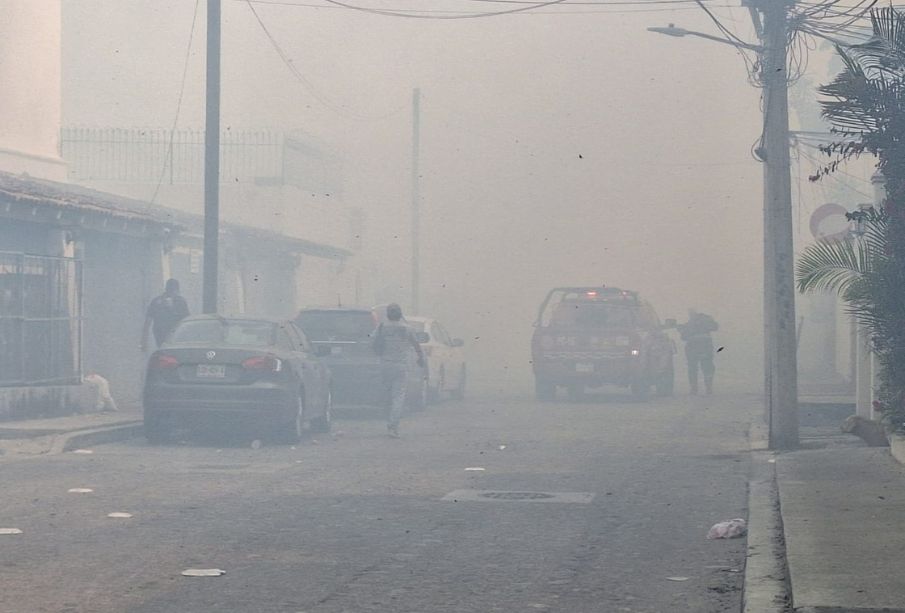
[372,303,425,438]
[677,309,719,395]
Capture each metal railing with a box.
[0,252,82,386]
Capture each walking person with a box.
[677,309,718,395]
[141,278,190,351]
[372,303,425,438]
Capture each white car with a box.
[407,316,466,401]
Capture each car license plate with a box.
[197,364,226,378]
[575,362,594,373]
[331,346,343,356]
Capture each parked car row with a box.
[142,308,466,444]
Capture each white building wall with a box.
[0,0,66,180]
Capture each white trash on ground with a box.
[107,512,133,519]
[0,528,23,535]
[68,488,94,493]
[707,518,747,539]
[71,449,94,455]
[666,576,690,582]
[464,467,486,471]
[182,568,226,577]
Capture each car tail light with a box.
[242,355,283,372]
[150,354,179,369]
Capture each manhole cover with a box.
[441,489,595,504]
[478,491,555,500]
[189,464,251,470]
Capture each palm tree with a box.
[811,6,905,421]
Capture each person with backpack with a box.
[372,303,425,438]
[677,309,719,395]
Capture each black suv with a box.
[531,287,675,400]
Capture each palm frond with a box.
[796,236,871,295]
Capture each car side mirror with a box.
[415,332,430,344]
[314,345,331,357]
[451,338,464,347]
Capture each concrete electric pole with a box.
[650,1,800,448]
[411,87,421,315]
[203,0,221,314]
[758,0,799,449]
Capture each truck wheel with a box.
[630,379,650,401]
[535,379,556,401]
[567,384,585,402]
[656,363,675,397]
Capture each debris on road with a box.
[499,445,507,450]
[707,518,747,540]
[666,576,690,582]
[465,467,486,471]
[250,439,262,450]
[71,449,94,455]
[68,488,94,493]
[182,568,226,577]
[107,512,133,519]
[0,528,23,535]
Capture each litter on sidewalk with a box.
[68,488,93,493]
[707,518,747,539]
[0,528,23,535]
[71,449,94,455]
[107,512,133,519]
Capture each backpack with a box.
[372,324,386,355]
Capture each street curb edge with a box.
[52,423,144,454]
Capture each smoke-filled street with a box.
[0,394,750,613]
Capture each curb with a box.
[744,454,790,613]
[744,403,791,613]
[51,422,144,454]
[888,432,905,466]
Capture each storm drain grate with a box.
[441,489,595,504]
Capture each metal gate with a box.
[0,252,82,386]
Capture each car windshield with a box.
[549,303,636,329]
[295,311,376,341]
[169,319,276,346]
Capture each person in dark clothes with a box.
[140,279,190,351]
[677,309,719,395]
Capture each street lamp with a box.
[847,205,874,238]
[647,24,762,52]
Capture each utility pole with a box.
[759,0,799,449]
[202,0,221,314]
[411,87,421,315]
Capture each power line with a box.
[243,0,406,119]
[150,0,201,205]
[316,0,571,19]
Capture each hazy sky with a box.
[64,1,844,389]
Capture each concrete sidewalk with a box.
[0,410,142,457]
[778,444,905,612]
[760,398,905,612]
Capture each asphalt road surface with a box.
[0,391,752,613]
